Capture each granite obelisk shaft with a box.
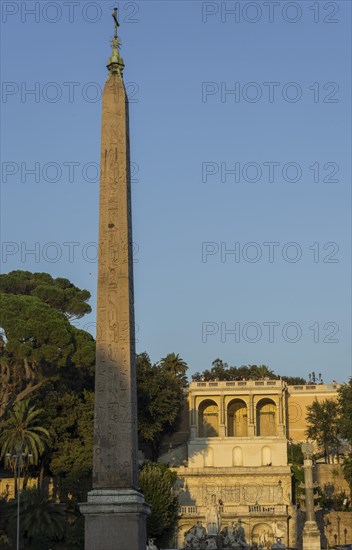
[93,62,138,491]
[80,22,149,550]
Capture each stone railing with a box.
[179,504,287,516]
[288,383,339,392]
[191,381,339,392]
[192,380,284,390]
[180,506,198,515]
[248,504,287,514]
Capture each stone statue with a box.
[206,494,221,535]
[205,538,218,549]
[234,519,247,547]
[184,521,206,549]
[259,529,269,548]
[222,522,237,548]
[271,537,286,550]
[146,538,158,550]
[221,519,247,549]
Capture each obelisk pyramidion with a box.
[80,10,150,550]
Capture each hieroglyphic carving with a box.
[92,65,138,490]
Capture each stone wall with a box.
[314,464,350,496]
[287,384,339,443]
[174,466,295,549]
[0,477,54,500]
[319,511,352,547]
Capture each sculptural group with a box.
[183,518,249,550]
[183,520,287,550]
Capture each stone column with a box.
[190,394,197,439]
[289,505,298,548]
[302,443,321,550]
[278,394,285,435]
[80,19,149,550]
[248,394,255,436]
[219,395,226,437]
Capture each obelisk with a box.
[80,11,150,550]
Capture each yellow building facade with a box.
[169,380,340,549]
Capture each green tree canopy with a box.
[0,270,91,319]
[342,455,352,499]
[158,352,188,387]
[137,353,185,460]
[0,400,50,494]
[338,381,352,496]
[192,359,306,384]
[193,361,278,381]
[7,487,65,549]
[306,398,340,463]
[139,462,178,547]
[281,376,306,385]
[337,380,352,444]
[49,390,94,497]
[0,272,95,419]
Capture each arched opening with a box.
[256,399,277,436]
[198,399,219,437]
[233,446,243,466]
[261,446,272,466]
[227,399,248,436]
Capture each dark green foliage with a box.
[338,382,352,497]
[137,353,186,460]
[287,442,304,465]
[7,488,65,547]
[0,293,74,366]
[342,455,352,498]
[291,465,304,501]
[49,391,94,493]
[139,462,178,547]
[306,399,340,463]
[338,380,352,444]
[158,352,188,387]
[65,514,85,549]
[0,272,95,419]
[0,270,91,319]
[318,487,347,511]
[0,400,50,482]
[281,376,306,385]
[193,360,279,381]
[0,532,11,548]
[0,270,188,547]
[193,359,308,384]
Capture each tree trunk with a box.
[151,441,160,462]
[23,472,29,490]
[38,461,45,491]
[14,468,18,497]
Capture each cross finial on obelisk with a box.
[107,7,124,76]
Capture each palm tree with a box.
[8,487,65,546]
[0,400,50,494]
[250,365,275,380]
[158,353,188,386]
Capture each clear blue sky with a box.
[1,1,351,382]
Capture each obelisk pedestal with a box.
[80,489,149,549]
[80,12,150,550]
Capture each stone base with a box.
[302,521,321,550]
[79,489,150,550]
